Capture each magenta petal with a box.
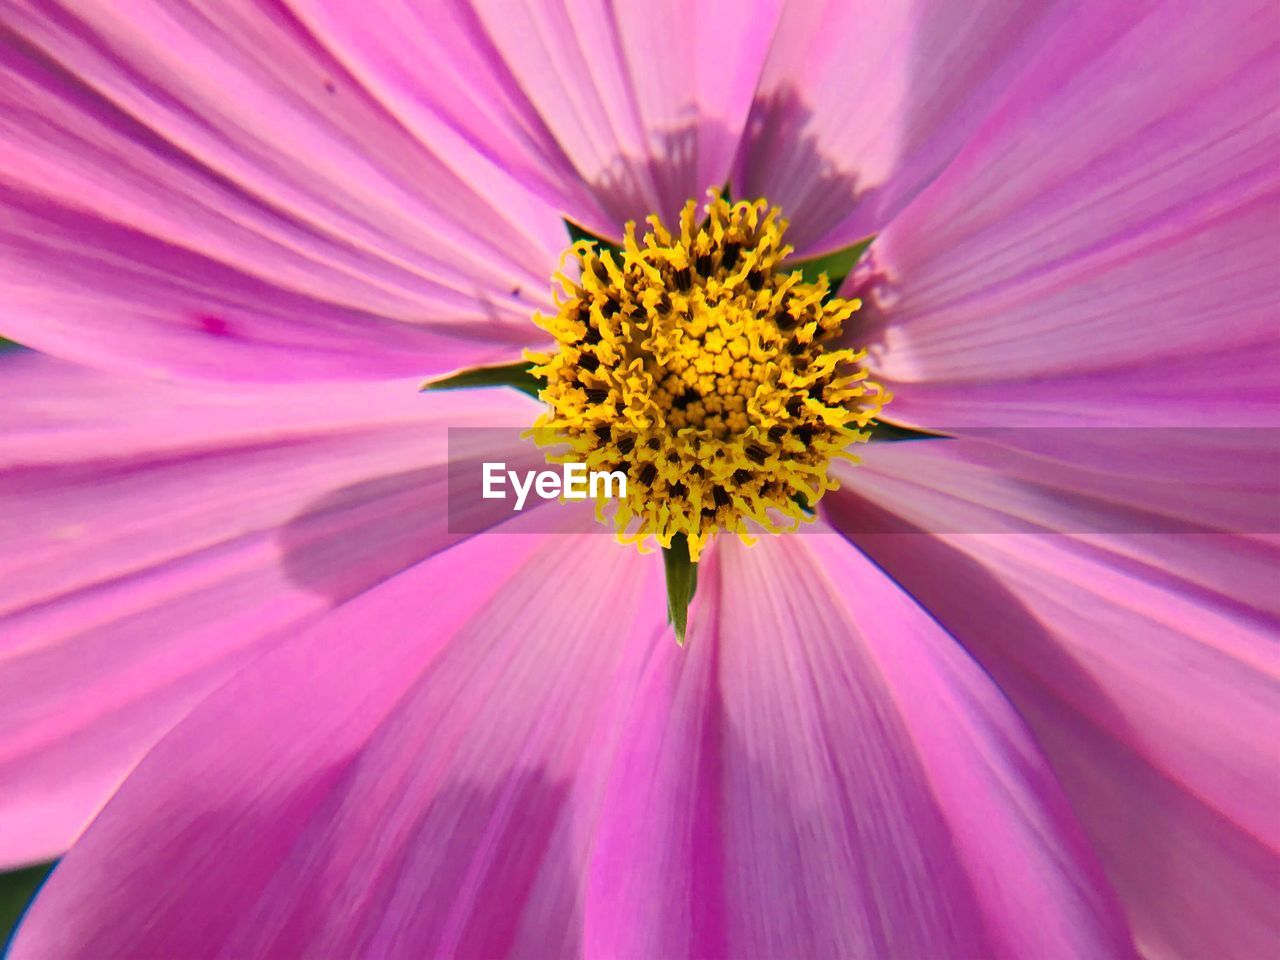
[0,352,540,867]
[738,0,1095,256]
[0,2,566,380]
[586,532,1134,959]
[293,0,609,234]
[11,526,664,959]
[859,0,1279,424]
[827,440,1280,958]
[444,0,784,236]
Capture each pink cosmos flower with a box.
[1,1,1277,958]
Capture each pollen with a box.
[526,192,888,561]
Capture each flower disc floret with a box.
[528,193,888,560]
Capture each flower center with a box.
[528,193,887,560]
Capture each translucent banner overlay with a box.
[447,427,1280,535]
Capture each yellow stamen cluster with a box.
[527,193,887,560]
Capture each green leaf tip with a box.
[663,533,699,646]
[563,218,623,255]
[864,419,950,443]
[420,360,542,399]
[790,234,876,295]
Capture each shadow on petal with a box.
[276,465,455,604]
[732,86,878,257]
[226,770,583,959]
[822,492,1273,955]
[586,87,867,259]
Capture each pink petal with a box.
[293,0,607,232]
[586,531,1135,959]
[738,0,1098,256]
[11,523,664,959]
[845,428,1279,539]
[435,0,784,236]
[0,351,540,867]
[856,0,1280,424]
[0,2,566,380]
[827,440,1280,958]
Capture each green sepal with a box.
[420,360,542,399]
[863,419,950,443]
[0,861,54,949]
[790,235,875,295]
[563,219,623,256]
[663,533,699,646]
